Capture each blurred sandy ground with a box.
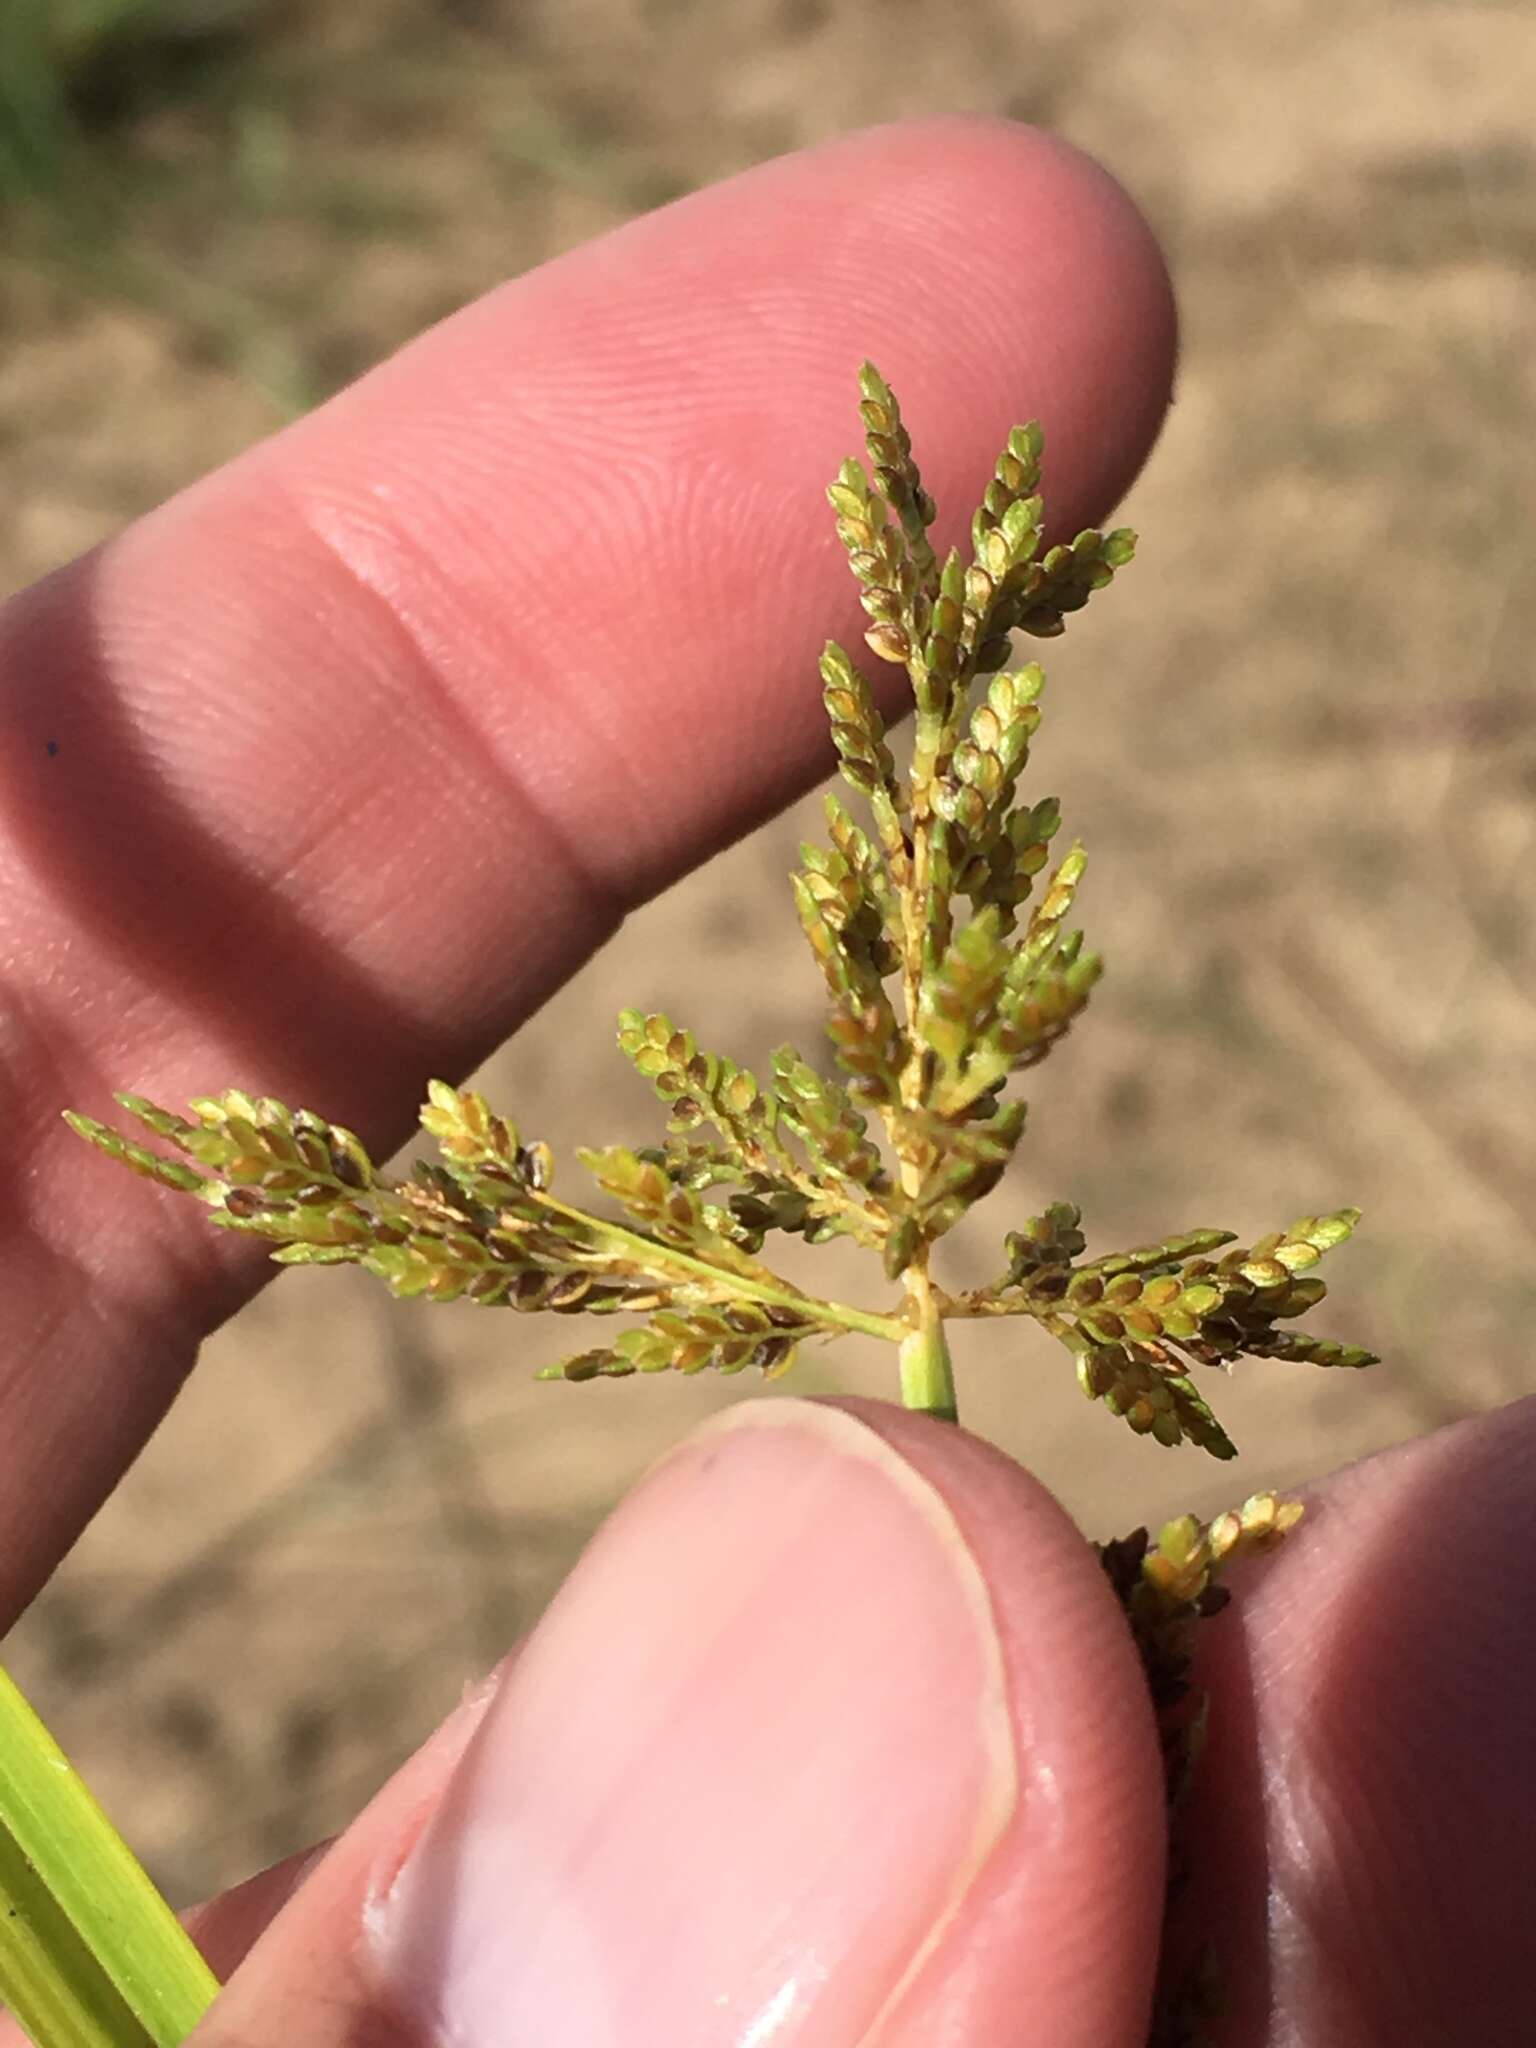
[2,0,1532,1900]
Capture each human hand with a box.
[2,116,1528,2046]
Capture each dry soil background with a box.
[2,0,1533,1903]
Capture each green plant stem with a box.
[932,1287,1043,1318]
[0,1665,218,2048]
[897,1259,958,1422]
[530,1186,907,1345]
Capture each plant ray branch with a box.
[521,1184,907,1345]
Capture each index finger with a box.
[0,116,1175,1615]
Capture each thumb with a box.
[192,1398,1164,2047]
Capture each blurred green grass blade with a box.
[0,1822,148,2048]
[0,1666,219,2048]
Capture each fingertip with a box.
[256,111,1175,874]
[243,113,1174,592]
[185,1399,1163,2048]
[800,115,1179,522]
[368,1395,1162,2045]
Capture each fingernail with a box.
[368,1400,1016,2045]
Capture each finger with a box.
[0,115,1176,1620]
[178,1845,329,1987]
[1175,1392,1536,2044]
[185,1400,1164,2048]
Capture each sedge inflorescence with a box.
[68,364,1374,1457]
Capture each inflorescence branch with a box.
[67,364,1376,1456]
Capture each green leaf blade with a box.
[0,1668,218,2048]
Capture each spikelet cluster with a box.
[67,366,1375,1454]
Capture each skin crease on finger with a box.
[0,116,1177,1627]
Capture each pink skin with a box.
[1175,1392,1536,2045]
[1,116,1528,2045]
